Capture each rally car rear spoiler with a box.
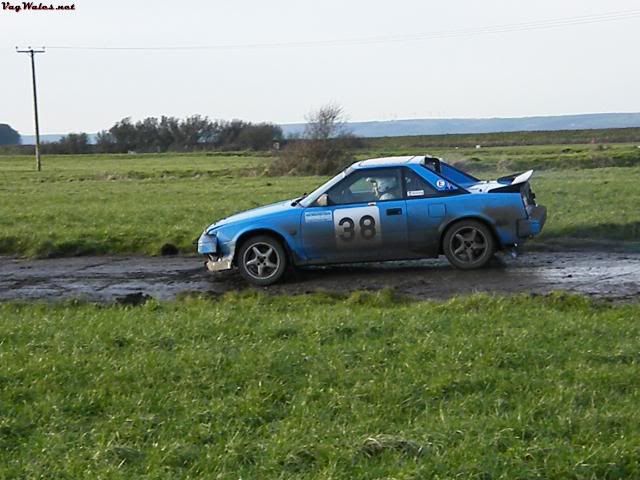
[488,170,534,194]
[497,170,533,186]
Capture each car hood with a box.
[465,170,533,194]
[207,199,297,231]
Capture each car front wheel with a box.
[237,235,287,286]
[443,220,495,270]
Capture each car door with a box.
[402,167,450,257]
[301,168,408,263]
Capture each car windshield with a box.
[299,166,354,207]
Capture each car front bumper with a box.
[205,256,233,272]
[517,205,547,238]
[198,231,234,272]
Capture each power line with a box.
[45,10,640,52]
[16,46,45,172]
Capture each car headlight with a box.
[198,232,217,254]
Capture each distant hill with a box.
[19,112,640,144]
[280,112,640,138]
[20,134,67,145]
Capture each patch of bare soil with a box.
[1,251,639,303]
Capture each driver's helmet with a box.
[375,175,398,194]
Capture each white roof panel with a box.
[356,156,416,168]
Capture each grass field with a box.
[1,293,639,478]
[357,126,640,149]
[2,144,640,479]
[0,153,317,256]
[360,142,640,172]
[1,144,639,257]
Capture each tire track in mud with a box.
[1,251,639,303]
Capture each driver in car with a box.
[368,175,401,200]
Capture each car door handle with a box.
[386,208,402,216]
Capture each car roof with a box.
[352,155,436,169]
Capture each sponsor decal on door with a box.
[304,210,333,223]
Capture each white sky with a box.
[1,0,639,135]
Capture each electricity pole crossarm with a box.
[16,47,45,172]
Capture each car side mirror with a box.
[316,193,329,207]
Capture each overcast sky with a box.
[1,0,639,135]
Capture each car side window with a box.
[403,168,438,199]
[326,169,402,205]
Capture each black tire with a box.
[237,235,287,286]
[443,220,495,270]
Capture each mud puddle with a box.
[1,251,639,303]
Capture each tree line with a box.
[3,105,361,177]
[39,116,283,154]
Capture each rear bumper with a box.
[517,205,547,238]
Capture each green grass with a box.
[1,147,639,257]
[1,293,640,478]
[359,127,640,149]
[358,143,640,171]
[0,153,319,256]
[531,168,640,244]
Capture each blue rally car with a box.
[198,155,546,285]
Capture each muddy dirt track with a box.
[1,251,639,303]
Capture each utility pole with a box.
[16,47,45,172]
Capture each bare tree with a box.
[304,104,349,140]
[270,104,360,176]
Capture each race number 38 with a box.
[333,206,381,247]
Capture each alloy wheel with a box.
[449,226,489,264]
[243,242,281,280]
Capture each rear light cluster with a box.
[521,184,536,207]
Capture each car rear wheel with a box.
[237,235,287,286]
[443,220,495,270]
